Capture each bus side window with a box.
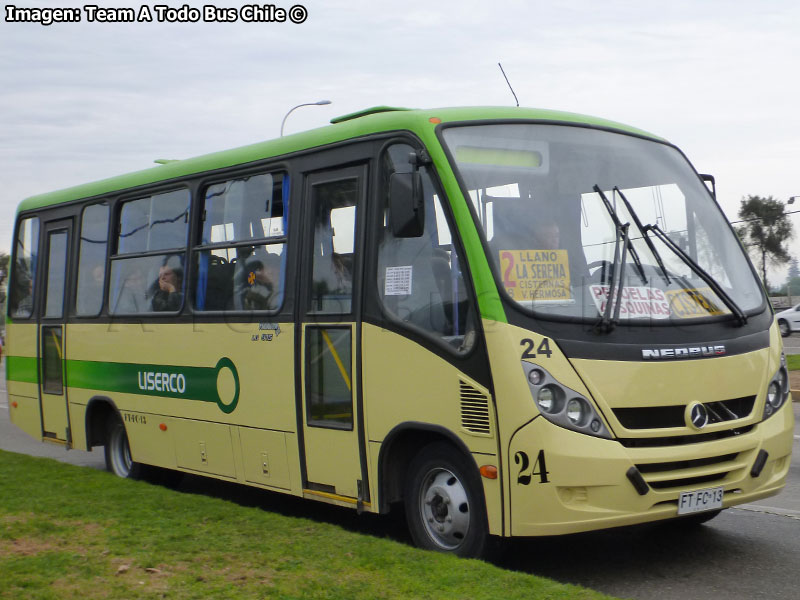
[195,172,288,312]
[377,144,476,353]
[109,189,190,315]
[8,217,40,319]
[75,202,109,316]
[309,179,357,314]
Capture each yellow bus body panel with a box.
[362,323,501,532]
[5,322,42,440]
[63,321,301,493]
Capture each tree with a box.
[736,195,794,291]
[789,258,800,281]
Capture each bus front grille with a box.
[618,425,754,448]
[613,395,756,430]
[635,452,742,490]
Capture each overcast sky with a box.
[2,0,799,277]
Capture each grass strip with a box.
[786,354,800,371]
[0,450,618,600]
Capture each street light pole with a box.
[280,100,332,137]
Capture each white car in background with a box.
[775,304,800,337]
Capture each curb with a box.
[791,390,800,402]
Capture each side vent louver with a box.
[460,381,491,436]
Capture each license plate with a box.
[677,486,724,515]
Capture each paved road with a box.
[2,357,799,599]
[782,331,800,355]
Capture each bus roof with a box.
[16,106,662,213]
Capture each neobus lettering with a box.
[642,345,726,360]
[138,371,186,394]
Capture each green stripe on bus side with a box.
[5,356,39,384]
[65,360,218,402]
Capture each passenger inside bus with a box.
[242,252,282,310]
[149,256,184,312]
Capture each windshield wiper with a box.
[592,185,646,333]
[613,187,671,286]
[593,186,647,286]
[643,223,748,326]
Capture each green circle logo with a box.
[214,357,240,414]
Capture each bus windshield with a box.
[442,123,765,324]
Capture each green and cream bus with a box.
[5,106,794,557]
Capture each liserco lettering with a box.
[137,371,186,394]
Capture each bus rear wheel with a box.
[404,442,490,558]
[104,416,142,479]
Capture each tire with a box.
[778,319,790,337]
[104,416,143,479]
[404,442,491,558]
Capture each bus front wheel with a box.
[104,416,142,479]
[404,442,490,558]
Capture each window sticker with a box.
[590,285,670,319]
[385,265,413,296]
[500,250,571,302]
[666,287,726,319]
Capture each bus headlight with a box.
[762,355,790,420]
[537,387,555,412]
[521,362,611,439]
[767,382,781,408]
[566,398,588,426]
[537,386,564,413]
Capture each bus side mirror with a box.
[700,174,716,199]
[389,171,424,238]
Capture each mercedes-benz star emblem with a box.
[687,402,709,430]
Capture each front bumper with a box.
[507,398,794,536]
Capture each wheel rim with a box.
[109,424,132,477]
[780,321,789,335]
[418,467,471,550]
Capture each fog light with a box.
[590,419,601,433]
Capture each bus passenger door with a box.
[298,165,367,503]
[38,219,73,443]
